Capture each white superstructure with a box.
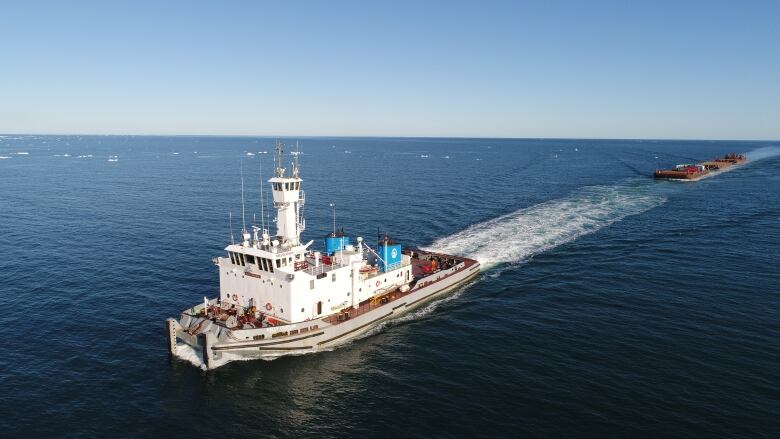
[218,141,412,325]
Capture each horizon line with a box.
[1,132,778,143]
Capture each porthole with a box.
[301,308,304,313]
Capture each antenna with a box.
[229,210,235,244]
[293,141,301,178]
[240,160,247,233]
[274,139,285,177]
[329,203,336,235]
[259,157,266,233]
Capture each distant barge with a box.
[654,153,747,181]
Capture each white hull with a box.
[168,258,480,369]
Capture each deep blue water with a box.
[1,135,779,437]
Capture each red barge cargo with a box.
[654,153,747,181]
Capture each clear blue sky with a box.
[1,0,778,139]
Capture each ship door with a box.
[316,301,323,316]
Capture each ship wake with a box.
[746,146,780,161]
[427,181,666,270]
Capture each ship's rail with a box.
[303,260,347,276]
[361,260,411,280]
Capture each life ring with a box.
[232,293,238,301]
[375,280,381,287]
[265,302,273,311]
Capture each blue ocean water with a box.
[0,135,778,437]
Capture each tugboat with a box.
[654,153,747,181]
[166,141,480,369]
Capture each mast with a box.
[274,139,285,177]
[240,161,247,234]
[229,210,234,244]
[259,157,266,233]
[269,140,305,247]
[330,203,336,235]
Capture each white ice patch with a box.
[426,182,666,270]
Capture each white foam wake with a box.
[426,182,666,270]
[746,146,780,161]
[174,343,207,370]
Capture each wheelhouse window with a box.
[275,259,281,268]
[246,254,255,265]
[229,252,236,265]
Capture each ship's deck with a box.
[321,250,478,325]
[654,154,746,180]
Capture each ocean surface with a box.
[1,135,778,437]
